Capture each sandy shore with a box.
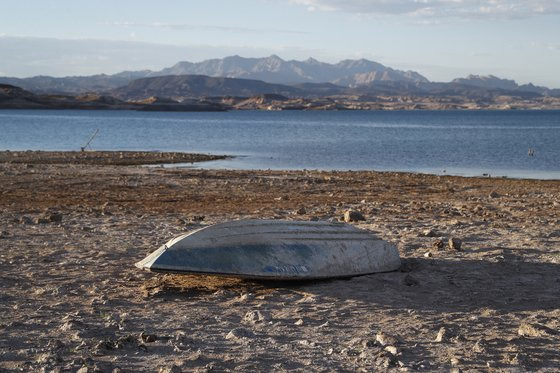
[1,152,559,372]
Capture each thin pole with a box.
[81,129,99,152]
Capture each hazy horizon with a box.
[1,0,559,87]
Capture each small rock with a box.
[140,332,157,343]
[0,230,9,239]
[424,251,433,258]
[48,212,63,223]
[243,310,269,324]
[158,365,181,373]
[433,239,444,249]
[115,335,136,349]
[450,357,461,366]
[384,345,399,355]
[504,353,524,365]
[77,367,89,373]
[403,274,419,286]
[225,328,253,340]
[344,210,365,222]
[420,229,438,237]
[19,216,34,224]
[34,216,50,224]
[435,327,447,342]
[362,339,376,348]
[376,331,399,346]
[294,319,304,326]
[374,351,397,368]
[489,191,500,198]
[94,340,114,354]
[448,238,462,251]
[237,293,254,302]
[295,207,307,215]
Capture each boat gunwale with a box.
[141,265,401,281]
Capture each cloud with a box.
[0,36,326,77]
[289,0,560,20]
[111,21,308,35]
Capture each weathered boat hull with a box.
[136,220,401,280]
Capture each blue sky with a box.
[1,0,559,87]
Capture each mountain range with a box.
[0,55,559,100]
[157,55,429,86]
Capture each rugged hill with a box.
[452,75,560,96]
[111,73,556,103]
[159,55,429,86]
[0,73,148,95]
[111,75,305,100]
[0,83,226,111]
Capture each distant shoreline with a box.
[3,82,560,111]
[2,103,560,111]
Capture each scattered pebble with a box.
[376,331,399,346]
[295,207,307,215]
[344,210,365,222]
[140,332,157,343]
[420,229,438,237]
[158,365,181,373]
[48,212,63,223]
[433,239,444,249]
[225,328,254,341]
[384,345,399,355]
[243,310,269,324]
[435,327,447,343]
[448,238,462,251]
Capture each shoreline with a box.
[0,150,229,166]
[2,150,558,181]
[1,152,559,371]
[3,107,560,112]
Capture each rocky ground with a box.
[0,152,559,372]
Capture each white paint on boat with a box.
[136,219,401,280]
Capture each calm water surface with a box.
[1,109,559,179]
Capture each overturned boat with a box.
[136,219,401,280]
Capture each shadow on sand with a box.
[151,255,560,313]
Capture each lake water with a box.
[1,109,559,179]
